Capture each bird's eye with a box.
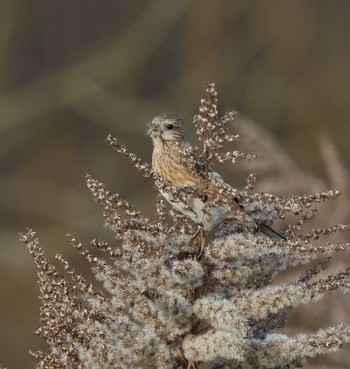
[166,123,174,130]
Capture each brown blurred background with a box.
[1,1,350,368]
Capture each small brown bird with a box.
[147,112,285,240]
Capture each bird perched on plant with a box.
[147,112,285,241]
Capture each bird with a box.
[147,112,285,241]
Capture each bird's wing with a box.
[192,157,241,208]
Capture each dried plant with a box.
[17,83,350,369]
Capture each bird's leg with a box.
[187,360,199,369]
[175,341,199,369]
[191,225,206,258]
[175,347,188,368]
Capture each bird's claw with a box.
[191,226,205,258]
[175,347,198,369]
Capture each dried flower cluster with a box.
[15,83,350,369]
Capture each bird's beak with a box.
[147,122,156,137]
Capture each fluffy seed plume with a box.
[19,83,349,369]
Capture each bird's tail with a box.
[260,224,286,241]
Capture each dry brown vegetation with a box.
[7,84,349,369]
[1,2,350,368]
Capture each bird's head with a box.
[147,113,187,144]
